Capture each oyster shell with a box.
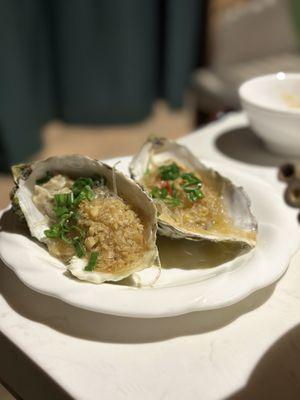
[12,155,159,283]
[130,137,257,247]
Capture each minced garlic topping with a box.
[78,195,146,273]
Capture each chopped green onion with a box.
[149,165,205,207]
[44,175,105,257]
[74,240,86,258]
[54,192,74,207]
[151,187,167,201]
[171,183,177,197]
[182,185,199,193]
[150,186,160,198]
[187,189,204,202]
[164,197,181,207]
[61,231,73,244]
[182,185,204,202]
[181,172,202,185]
[84,185,95,201]
[150,185,181,207]
[60,224,85,244]
[84,251,99,271]
[44,224,61,238]
[73,191,87,205]
[69,225,85,240]
[150,186,168,199]
[54,206,69,218]
[181,172,204,202]
[71,210,79,221]
[72,177,94,194]
[160,187,168,199]
[36,171,53,185]
[59,213,71,226]
[158,163,180,181]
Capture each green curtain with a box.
[0,0,205,170]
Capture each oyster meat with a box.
[11,155,159,283]
[130,137,257,247]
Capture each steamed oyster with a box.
[130,137,257,247]
[11,155,158,283]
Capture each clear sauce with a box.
[157,236,248,269]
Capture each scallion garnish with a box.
[54,192,74,207]
[150,185,181,207]
[74,240,86,258]
[150,186,160,198]
[149,164,205,207]
[181,172,204,202]
[164,197,181,207]
[53,206,69,218]
[187,189,204,202]
[181,172,202,185]
[44,224,60,238]
[84,251,99,271]
[158,163,180,181]
[44,175,105,261]
[72,177,94,195]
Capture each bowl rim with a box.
[239,72,300,116]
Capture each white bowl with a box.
[239,73,300,157]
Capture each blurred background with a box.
[0,0,300,210]
[1,2,300,399]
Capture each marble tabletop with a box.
[1,112,300,400]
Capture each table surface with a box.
[1,112,300,400]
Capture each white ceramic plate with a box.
[0,158,299,318]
